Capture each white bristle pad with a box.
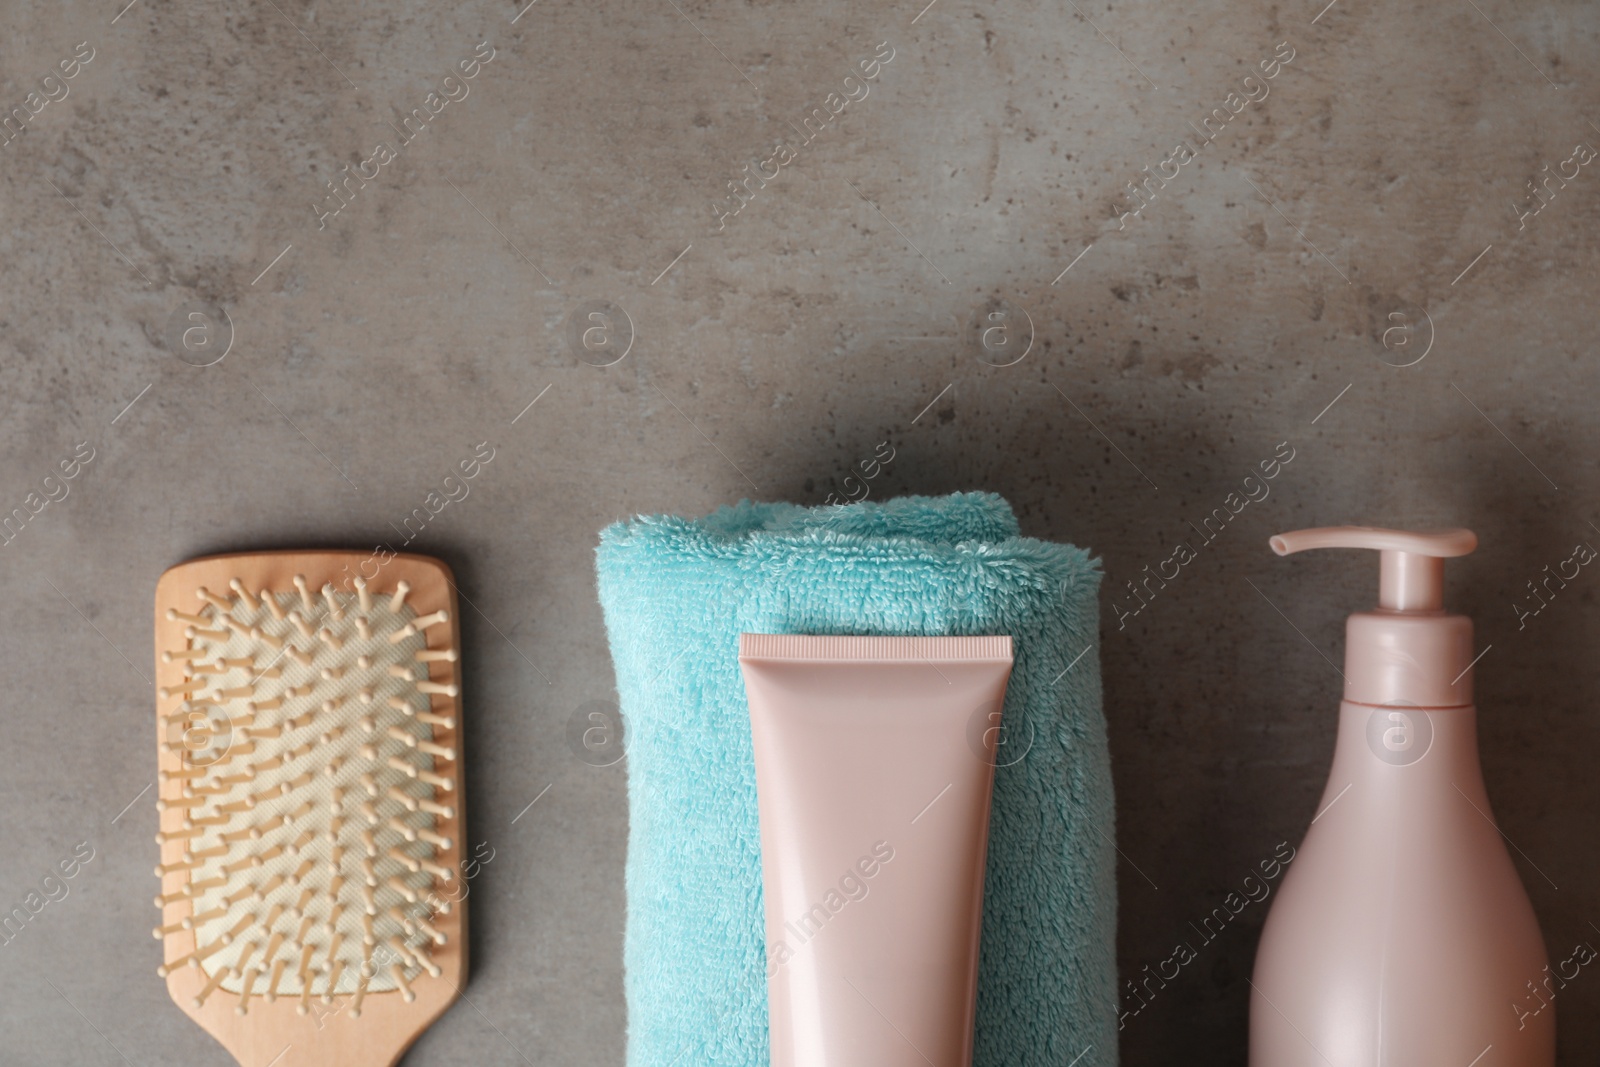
[157,582,457,1008]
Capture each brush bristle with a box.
[156,577,458,1015]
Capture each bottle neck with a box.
[1329,700,1489,808]
[1344,611,1474,707]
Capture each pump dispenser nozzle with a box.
[1269,526,1479,707]
[1270,526,1477,611]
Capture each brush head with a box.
[155,552,466,1067]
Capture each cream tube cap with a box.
[1271,526,1477,708]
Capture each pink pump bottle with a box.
[1250,527,1555,1066]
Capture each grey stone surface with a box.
[1,0,1597,1063]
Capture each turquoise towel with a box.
[596,492,1117,1066]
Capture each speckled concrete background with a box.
[1,0,1597,1062]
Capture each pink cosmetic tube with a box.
[739,634,1015,1067]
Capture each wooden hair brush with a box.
[153,551,466,1067]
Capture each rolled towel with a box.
[596,492,1116,1066]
